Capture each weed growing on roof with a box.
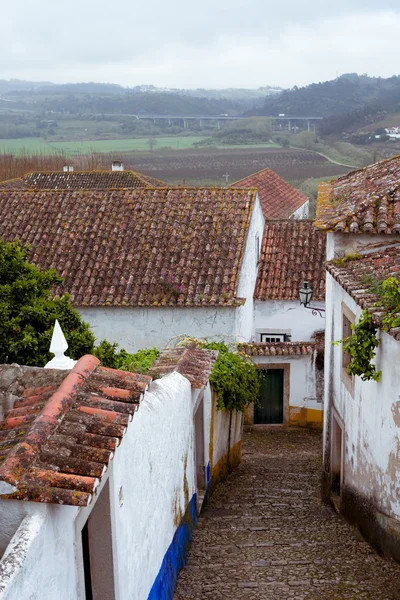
[359,274,400,330]
[170,335,261,412]
[331,252,362,266]
[93,340,160,374]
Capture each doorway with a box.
[254,369,284,424]
[331,414,344,497]
[194,396,206,512]
[81,480,116,600]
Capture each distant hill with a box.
[0,80,281,114]
[254,73,400,118]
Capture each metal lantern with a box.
[299,281,313,307]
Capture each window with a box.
[341,303,355,394]
[255,235,260,266]
[259,332,291,343]
[261,333,285,343]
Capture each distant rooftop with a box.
[0,169,167,191]
[316,155,400,234]
[230,168,308,219]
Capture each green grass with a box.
[0,136,211,155]
[0,136,283,156]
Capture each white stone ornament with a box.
[44,320,77,370]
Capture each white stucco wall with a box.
[254,299,325,342]
[108,372,198,600]
[79,305,238,351]
[291,200,309,219]
[211,394,243,468]
[325,272,400,520]
[249,354,319,411]
[235,193,265,342]
[0,372,209,600]
[0,501,80,600]
[326,231,400,260]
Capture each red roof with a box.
[316,156,400,234]
[255,220,326,301]
[326,246,400,340]
[0,356,151,506]
[22,170,152,190]
[231,168,308,219]
[149,346,218,388]
[239,342,315,356]
[0,187,256,307]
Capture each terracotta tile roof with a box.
[239,342,316,356]
[0,356,152,506]
[149,346,218,388]
[0,178,28,189]
[230,168,308,219]
[22,170,153,190]
[316,156,400,234]
[137,172,168,187]
[254,220,326,301]
[0,188,256,307]
[326,246,400,340]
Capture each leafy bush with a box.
[171,337,261,412]
[0,240,95,366]
[93,340,159,374]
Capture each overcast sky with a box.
[1,1,399,89]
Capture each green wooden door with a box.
[254,369,284,424]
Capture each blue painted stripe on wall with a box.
[148,494,198,600]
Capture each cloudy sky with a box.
[1,0,399,89]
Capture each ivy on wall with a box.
[334,276,400,382]
[172,337,261,412]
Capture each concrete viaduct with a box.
[135,115,323,131]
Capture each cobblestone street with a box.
[174,428,400,600]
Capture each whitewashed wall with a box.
[108,372,197,600]
[325,273,400,519]
[254,299,325,342]
[211,395,243,470]
[326,231,400,260]
[235,194,265,342]
[291,200,309,219]
[0,501,80,600]
[80,305,238,351]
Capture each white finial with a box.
[44,320,77,370]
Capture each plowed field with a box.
[119,147,351,186]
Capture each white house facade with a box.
[245,220,326,428]
[316,156,400,562]
[0,187,264,351]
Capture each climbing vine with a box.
[334,276,400,382]
[335,310,381,382]
[172,337,261,412]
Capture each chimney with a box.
[112,161,124,171]
[63,165,74,172]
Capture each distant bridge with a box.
[136,114,323,131]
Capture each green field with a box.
[0,136,211,155]
[0,136,281,155]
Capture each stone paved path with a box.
[174,428,400,599]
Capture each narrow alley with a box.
[174,428,400,600]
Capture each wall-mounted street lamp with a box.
[299,281,326,318]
